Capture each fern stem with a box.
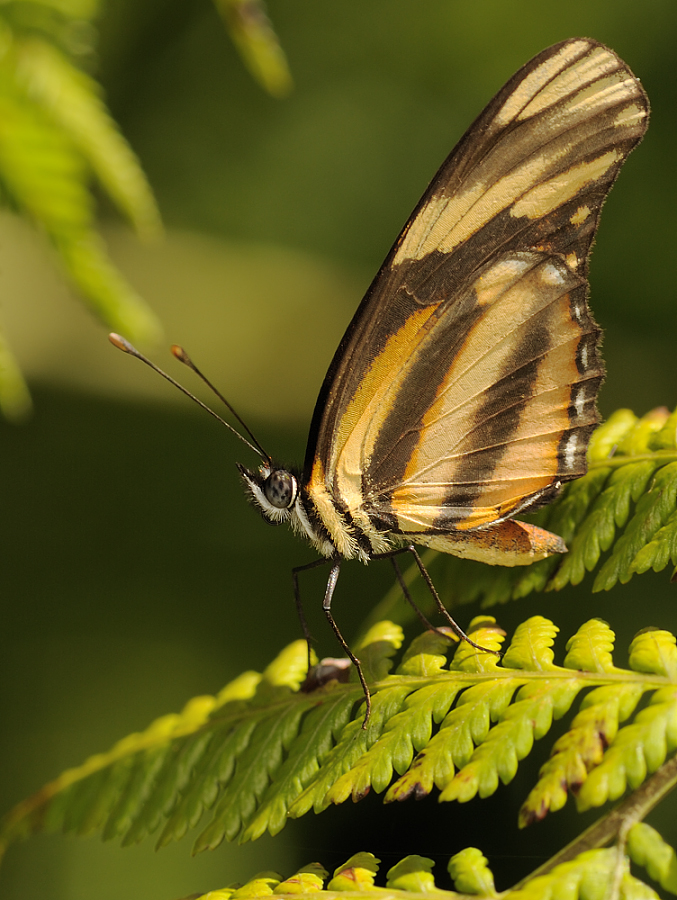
[512,752,677,888]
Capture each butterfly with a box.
[111,37,648,720]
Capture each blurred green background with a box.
[1,2,676,898]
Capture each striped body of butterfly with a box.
[111,37,649,719]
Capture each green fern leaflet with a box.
[2,614,677,862]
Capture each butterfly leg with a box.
[405,544,501,656]
[292,557,372,727]
[386,554,446,635]
[374,545,500,657]
[321,560,372,728]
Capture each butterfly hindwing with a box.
[372,252,600,531]
[304,38,648,563]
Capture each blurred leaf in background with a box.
[0,0,291,420]
[214,0,292,97]
[0,0,159,418]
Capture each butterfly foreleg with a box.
[320,559,372,728]
[292,556,372,727]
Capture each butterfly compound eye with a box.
[263,470,298,509]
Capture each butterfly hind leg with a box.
[373,545,501,657]
[292,556,373,727]
[381,552,451,637]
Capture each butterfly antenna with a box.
[108,333,270,464]
[169,343,270,463]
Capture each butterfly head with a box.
[237,462,299,525]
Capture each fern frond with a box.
[3,616,677,863]
[164,838,675,899]
[418,406,677,610]
[520,627,677,825]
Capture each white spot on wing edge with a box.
[563,432,579,470]
[570,293,585,322]
[573,385,587,418]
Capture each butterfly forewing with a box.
[304,38,648,562]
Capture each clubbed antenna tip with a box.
[171,344,191,366]
[109,333,136,354]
